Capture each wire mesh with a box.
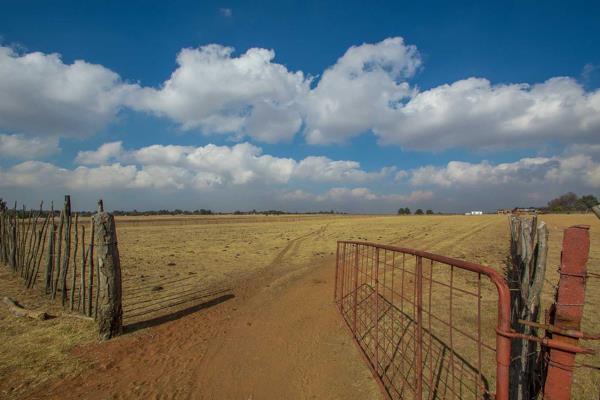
[334,241,511,400]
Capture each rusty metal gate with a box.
[334,241,512,400]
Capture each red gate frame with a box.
[334,241,512,400]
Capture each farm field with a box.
[1,213,599,399]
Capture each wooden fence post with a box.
[592,205,600,220]
[45,221,56,294]
[59,195,71,306]
[508,215,549,400]
[0,211,4,264]
[52,202,65,299]
[10,206,17,271]
[92,200,122,340]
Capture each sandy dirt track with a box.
[26,225,381,400]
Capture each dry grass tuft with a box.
[0,268,96,399]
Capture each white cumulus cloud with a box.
[0,46,136,138]
[75,141,125,165]
[74,141,390,186]
[409,155,600,188]
[127,45,308,143]
[0,134,59,159]
[376,77,600,150]
[0,161,138,190]
[304,37,420,144]
[280,187,433,204]
[293,156,393,182]
[2,141,393,202]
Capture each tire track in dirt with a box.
[389,221,444,249]
[432,218,499,254]
[267,224,329,269]
[192,222,383,399]
[391,218,499,257]
[195,254,381,400]
[24,228,335,400]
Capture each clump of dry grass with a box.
[0,268,96,399]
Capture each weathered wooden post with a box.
[52,200,66,299]
[592,205,600,220]
[58,195,72,306]
[78,225,87,312]
[92,199,123,339]
[87,219,94,317]
[508,215,548,400]
[0,208,8,265]
[10,202,17,271]
[44,203,55,294]
[70,214,79,311]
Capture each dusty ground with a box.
[1,214,598,399]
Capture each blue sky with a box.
[0,0,599,213]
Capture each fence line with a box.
[0,196,122,338]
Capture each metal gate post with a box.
[334,242,340,302]
[375,247,380,373]
[415,255,423,400]
[353,244,359,335]
[543,225,590,400]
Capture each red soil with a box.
[27,256,381,400]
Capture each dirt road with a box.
[197,257,380,400]
[28,240,380,399]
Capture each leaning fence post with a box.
[543,225,590,400]
[92,199,123,339]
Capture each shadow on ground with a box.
[123,290,234,333]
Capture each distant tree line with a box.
[398,207,435,215]
[232,209,345,215]
[111,209,347,216]
[0,198,346,217]
[544,192,598,213]
[112,208,215,216]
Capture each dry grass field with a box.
[1,213,599,399]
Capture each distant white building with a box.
[465,211,483,215]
